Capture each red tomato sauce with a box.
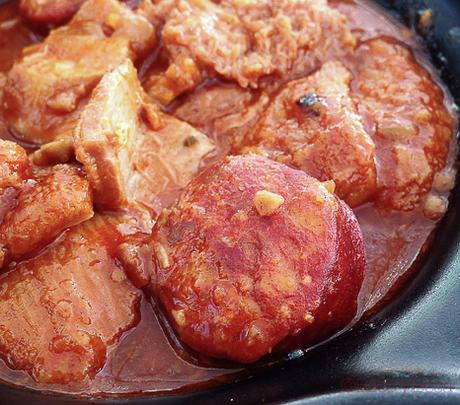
[0,0,456,396]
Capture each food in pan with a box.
[0,0,457,395]
[152,155,365,363]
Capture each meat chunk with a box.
[20,0,85,25]
[0,215,141,383]
[142,0,356,104]
[3,0,155,145]
[0,139,31,190]
[173,83,271,151]
[152,155,365,363]
[74,59,142,211]
[129,113,216,215]
[0,5,38,73]
[0,165,94,264]
[0,75,9,143]
[353,39,455,211]
[174,84,256,132]
[116,236,153,288]
[237,62,376,208]
[0,140,33,267]
[75,59,215,214]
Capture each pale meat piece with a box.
[237,61,377,208]
[0,139,31,190]
[353,39,455,211]
[0,9,37,73]
[0,165,94,265]
[130,113,216,215]
[0,215,141,384]
[74,59,142,211]
[116,235,153,288]
[75,59,215,214]
[174,84,256,132]
[0,75,9,146]
[173,83,271,151]
[0,140,33,268]
[20,0,85,25]
[142,0,356,105]
[3,0,155,145]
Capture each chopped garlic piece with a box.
[154,243,171,268]
[253,190,285,216]
[323,180,336,194]
[433,170,456,193]
[105,13,121,30]
[423,194,448,220]
[304,312,315,323]
[172,309,186,327]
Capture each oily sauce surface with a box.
[0,0,457,396]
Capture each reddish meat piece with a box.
[174,84,256,132]
[152,155,365,363]
[141,0,355,104]
[116,236,153,288]
[1,74,10,153]
[75,59,214,214]
[129,112,216,215]
[3,0,155,145]
[74,59,142,210]
[0,5,37,73]
[238,61,377,208]
[0,165,94,264]
[173,83,271,151]
[0,139,31,190]
[0,140,33,267]
[20,0,85,25]
[353,39,455,211]
[0,215,141,383]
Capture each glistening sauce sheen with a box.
[0,0,457,396]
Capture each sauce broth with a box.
[0,0,457,396]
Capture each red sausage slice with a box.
[152,155,365,363]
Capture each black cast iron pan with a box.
[1,0,460,403]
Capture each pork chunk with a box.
[173,83,271,150]
[0,139,31,190]
[130,113,216,215]
[237,62,376,207]
[74,59,142,211]
[0,141,33,267]
[3,0,155,145]
[75,59,215,214]
[142,0,356,104]
[20,0,85,25]
[353,39,455,211]
[116,235,153,288]
[152,155,365,363]
[174,84,255,131]
[0,165,94,264]
[0,215,141,384]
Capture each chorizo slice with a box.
[152,155,365,363]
